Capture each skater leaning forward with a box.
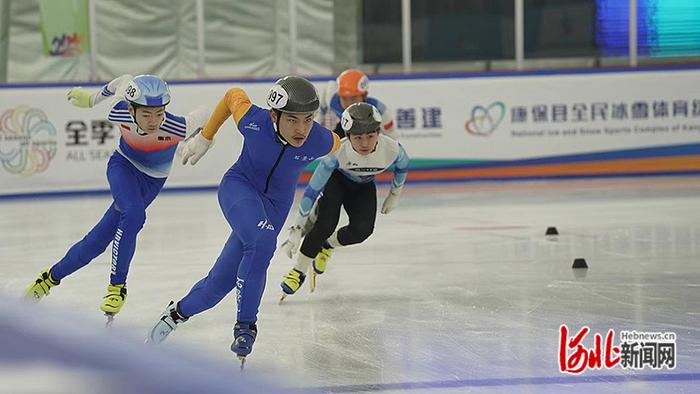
[279,102,409,299]
[24,74,209,324]
[146,76,339,365]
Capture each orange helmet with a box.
[336,69,369,97]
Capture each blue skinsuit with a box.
[50,84,197,286]
[178,98,338,324]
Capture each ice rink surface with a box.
[1,176,699,393]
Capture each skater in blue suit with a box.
[24,74,209,324]
[147,76,340,364]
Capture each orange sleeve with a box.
[201,88,253,140]
[328,132,341,154]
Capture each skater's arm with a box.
[309,122,341,159]
[159,105,209,140]
[67,74,133,109]
[381,144,409,214]
[94,74,134,106]
[201,88,252,140]
[390,143,409,193]
[181,106,211,138]
[297,156,339,219]
[328,132,341,154]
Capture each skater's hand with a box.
[66,87,93,108]
[181,130,212,165]
[280,225,303,259]
[381,189,401,214]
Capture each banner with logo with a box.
[0,81,256,196]
[1,69,700,197]
[369,70,700,158]
[39,0,89,56]
[366,69,700,181]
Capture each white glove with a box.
[181,131,212,165]
[280,225,303,259]
[381,189,402,214]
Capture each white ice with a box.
[1,176,699,393]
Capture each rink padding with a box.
[298,143,700,183]
[3,68,700,196]
[396,155,700,182]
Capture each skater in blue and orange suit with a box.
[147,76,340,363]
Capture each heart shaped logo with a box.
[465,102,505,136]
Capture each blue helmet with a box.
[124,75,171,107]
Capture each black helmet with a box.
[341,102,382,135]
[267,76,320,113]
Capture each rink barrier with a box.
[1,142,699,200]
[2,169,700,201]
[2,66,700,197]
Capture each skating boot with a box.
[310,244,333,293]
[231,322,257,369]
[279,268,305,303]
[24,269,60,301]
[100,284,126,326]
[146,301,188,344]
[312,245,333,275]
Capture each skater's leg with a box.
[176,175,267,318]
[49,205,120,281]
[107,155,165,286]
[229,194,287,359]
[336,180,377,246]
[100,155,164,316]
[297,172,344,268]
[218,191,283,323]
[177,232,243,317]
[279,173,343,296]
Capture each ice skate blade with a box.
[105,312,115,327]
[279,293,288,304]
[310,270,316,293]
[238,355,246,370]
